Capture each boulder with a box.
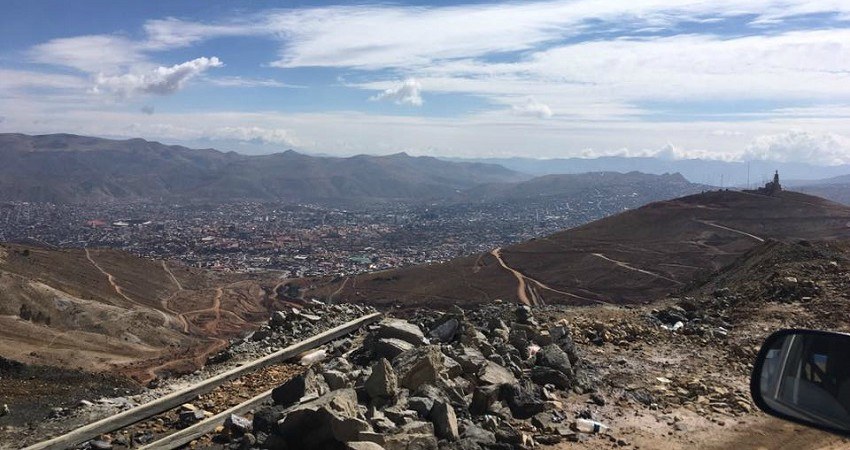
[451,346,486,375]
[395,346,445,391]
[276,388,368,447]
[408,397,434,418]
[382,433,438,450]
[430,401,459,441]
[477,361,517,386]
[366,358,398,404]
[324,369,350,390]
[530,366,572,390]
[535,345,573,377]
[500,383,546,419]
[469,385,499,416]
[271,368,328,406]
[377,319,426,346]
[428,318,460,343]
[373,338,416,360]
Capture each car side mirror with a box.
[751,329,850,436]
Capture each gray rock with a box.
[366,358,398,403]
[451,346,486,374]
[324,369,350,390]
[431,401,459,441]
[345,442,385,450]
[408,397,434,418]
[536,344,573,377]
[395,346,445,391]
[477,361,517,386]
[374,338,416,360]
[469,385,499,416]
[377,319,426,346]
[461,422,496,445]
[530,366,572,389]
[89,440,113,450]
[271,368,328,406]
[276,388,368,447]
[428,318,459,343]
[400,420,435,435]
[270,310,288,327]
[500,383,546,420]
[515,305,536,326]
[382,433,438,450]
[224,413,253,434]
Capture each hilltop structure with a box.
[747,170,782,195]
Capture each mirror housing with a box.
[751,329,850,436]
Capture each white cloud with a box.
[93,57,223,97]
[261,1,850,70]
[30,35,142,74]
[370,78,423,106]
[206,76,299,88]
[744,130,850,165]
[511,98,553,119]
[206,126,299,146]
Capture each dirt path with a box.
[328,277,350,303]
[85,248,170,326]
[591,252,683,284]
[161,260,184,290]
[696,219,765,242]
[491,248,534,306]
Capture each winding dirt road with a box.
[696,219,765,242]
[592,252,684,285]
[85,248,171,326]
[491,248,535,306]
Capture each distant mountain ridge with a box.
[0,133,526,203]
[446,155,850,187]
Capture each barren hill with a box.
[0,243,278,382]
[0,133,524,203]
[305,190,850,308]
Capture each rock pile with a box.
[208,302,376,364]
[249,305,600,449]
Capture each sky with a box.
[2,0,850,164]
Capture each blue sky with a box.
[2,1,850,163]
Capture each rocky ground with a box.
[6,240,850,449]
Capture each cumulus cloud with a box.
[371,78,423,106]
[93,57,222,97]
[511,98,553,119]
[743,130,850,165]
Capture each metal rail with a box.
[23,312,382,450]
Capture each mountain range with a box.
[0,133,525,203]
[446,156,850,188]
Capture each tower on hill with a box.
[747,170,782,195]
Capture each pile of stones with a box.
[208,302,377,364]
[245,304,601,449]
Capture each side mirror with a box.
[751,329,850,436]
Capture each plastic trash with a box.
[575,418,609,434]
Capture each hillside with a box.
[0,243,278,382]
[459,171,701,202]
[305,190,850,308]
[0,133,525,203]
